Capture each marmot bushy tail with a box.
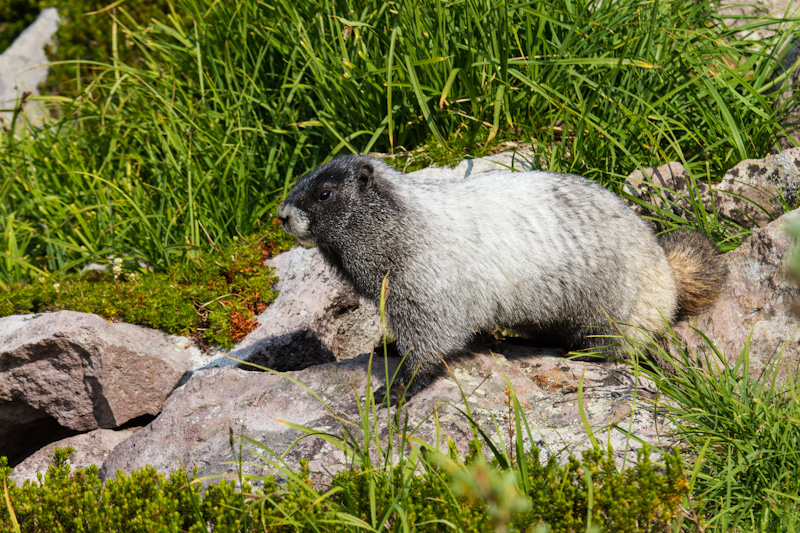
[276,155,727,404]
[658,231,728,319]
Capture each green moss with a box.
[0,222,294,348]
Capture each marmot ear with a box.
[356,162,374,189]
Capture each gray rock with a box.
[11,427,139,485]
[0,311,201,464]
[0,8,59,128]
[100,341,668,482]
[720,150,800,221]
[672,208,800,380]
[231,247,383,369]
[625,149,800,228]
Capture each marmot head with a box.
[276,155,399,246]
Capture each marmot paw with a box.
[373,382,405,407]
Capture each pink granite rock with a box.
[230,247,382,369]
[672,209,800,380]
[100,340,667,482]
[0,311,197,464]
[11,427,139,484]
[625,149,800,229]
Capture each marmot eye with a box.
[318,189,332,202]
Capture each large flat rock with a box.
[100,341,667,482]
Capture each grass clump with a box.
[0,0,181,93]
[0,222,293,348]
[625,331,800,531]
[2,0,799,284]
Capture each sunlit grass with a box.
[0,0,798,285]
[619,328,800,531]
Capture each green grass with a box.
[617,329,800,531]
[0,0,180,94]
[1,0,799,285]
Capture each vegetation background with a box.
[2,0,800,530]
[1,0,798,288]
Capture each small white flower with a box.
[112,258,123,280]
[53,283,60,292]
[38,277,46,284]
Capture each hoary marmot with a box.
[276,155,727,403]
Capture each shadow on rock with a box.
[235,329,336,372]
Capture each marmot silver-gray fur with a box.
[277,155,727,403]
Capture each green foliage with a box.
[2,0,799,284]
[510,446,688,531]
[2,447,264,532]
[626,332,800,531]
[0,0,40,53]
[0,0,179,93]
[0,441,688,532]
[329,444,688,532]
[0,225,292,347]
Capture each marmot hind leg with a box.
[518,322,620,357]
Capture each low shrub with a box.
[1,442,689,532]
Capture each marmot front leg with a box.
[373,321,471,406]
[373,347,445,406]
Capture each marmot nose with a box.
[276,204,289,226]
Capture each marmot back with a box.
[277,155,727,403]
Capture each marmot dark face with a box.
[278,155,412,303]
[276,155,393,247]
